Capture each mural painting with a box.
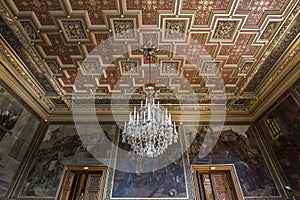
[111,132,188,199]
[264,94,300,197]
[112,158,186,198]
[0,81,40,197]
[20,124,115,198]
[187,125,280,198]
[267,95,300,135]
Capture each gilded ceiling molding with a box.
[69,105,219,112]
[0,40,52,108]
[251,62,300,121]
[257,42,300,98]
[259,21,280,40]
[19,20,40,40]
[48,107,230,122]
[0,58,49,119]
[0,1,72,111]
[240,1,300,94]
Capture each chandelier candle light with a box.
[122,40,178,157]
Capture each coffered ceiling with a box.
[0,0,299,122]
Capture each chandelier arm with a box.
[149,53,151,85]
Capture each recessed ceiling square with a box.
[200,61,220,76]
[80,61,100,75]
[160,60,182,76]
[111,19,137,41]
[119,60,139,75]
[211,20,240,42]
[61,20,87,40]
[162,19,189,41]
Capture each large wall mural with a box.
[19,124,116,198]
[0,81,41,198]
[186,125,280,198]
[107,130,192,199]
[9,120,295,199]
[257,79,300,199]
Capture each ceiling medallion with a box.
[122,39,178,157]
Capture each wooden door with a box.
[58,170,75,200]
[192,165,244,200]
[84,173,103,199]
[57,166,107,200]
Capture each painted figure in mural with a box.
[112,157,187,198]
[235,160,255,192]
[21,125,116,197]
[0,107,19,141]
[20,125,131,198]
[253,155,267,188]
[266,95,300,197]
[188,126,280,197]
[0,109,9,137]
[45,154,60,187]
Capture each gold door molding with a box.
[192,164,244,200]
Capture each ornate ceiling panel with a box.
[0,0,299,121]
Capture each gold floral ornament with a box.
[213,21,239,40]
[142,0,158,11]
[197,0,214,11]
[113,20,135,39]
[165,20,187,40]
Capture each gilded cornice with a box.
[0,1,72,111]
[240,1,300,94]
[0,57,49,119]
[0,38,51,107]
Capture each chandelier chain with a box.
[122,39,178,157]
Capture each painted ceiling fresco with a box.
[0,0,299,120]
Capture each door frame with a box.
[56,165,108,200]
[191,164,244,200]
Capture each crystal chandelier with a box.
[122,40,178,157]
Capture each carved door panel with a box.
[57,166,107,200]
[69,173,88,200]
[83,173,103,199]
[198,173,214,200]
[210,172,234,200]
[192,165,244,200]
[58,170,75,200]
